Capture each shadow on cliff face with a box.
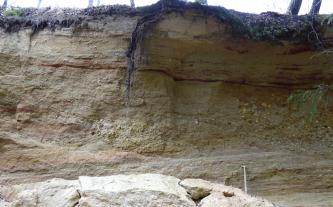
[0,138,15,152]
[0,138,27,152]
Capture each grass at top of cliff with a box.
[0,5,138,33]
[136,0,325,43]
[0,0,326,44]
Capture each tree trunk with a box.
[286,0,302,15]
[130,0,135,8]
[88,0,94,7]
[37,0,42,8]
[310,0,322,15]
[2,0,7,9]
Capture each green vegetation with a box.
[288,84,333,123]
[321,14,333,25]
[194,0,208,5]
[3,7,24,17]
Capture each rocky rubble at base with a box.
[0,174,278,207]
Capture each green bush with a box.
[288,84,333,123]
[3,8,24,17]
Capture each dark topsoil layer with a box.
[0,0,329,45]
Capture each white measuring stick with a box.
[242,165,248,193]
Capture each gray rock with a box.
[78,174,195,207]
[2,179,80,207]
[180,178,276,207]
[1,174,277,207]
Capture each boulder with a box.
[1,179,80,207]
[78,174,195,207]
[0,200,10,207]
[180,178,277,207]
[1,174,277,207]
